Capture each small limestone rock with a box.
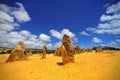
[73,46,80,54]
[95,47,102,53]
[86,48,91,53]
[54,47,62,56]
[80,48,85,53]
[41,45,47,59]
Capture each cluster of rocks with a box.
[54,45,81,56]
[86,48,92,53]
[95,47,102,52]
[6,41,48,62]
[80,48,85,53]
[6,34,103,65]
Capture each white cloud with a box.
[50,29,62,39]
[87,1,120,35]
[20,30,31,37]
[0,2,30,32]
[0,11,14,23]
[50,29,75,40]
[0,3,53,49]
[39,34,51,42]
[107,39,120,48]
[0,3,54,49]
[12,3,31,22]
[0,3,12,13]
[80,31,89,36]
[0,23,14,31]
[100,14,120,22]
[47,43,53,49]
[92,37,102,43]
[106,1,120,14]
[0,29,52,49]
[62,29,75,38]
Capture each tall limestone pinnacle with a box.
[61,34,74,64]
[41,44,47,59]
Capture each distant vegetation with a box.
[92,46,120,50]
[0,46,119,54]
[102,46,120,50]
[0,47,55,54]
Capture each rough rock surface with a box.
[80,48,85,53]
[86,48,92,53]
[41,45,47,59]
[73,46,80,54]
[54,47,62,56]
[95,47,102,53]
[6,41,26,62]
[61,34,74,64]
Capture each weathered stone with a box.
[86,48,91,53]
[54,47,62,56]
[80,48,85,53]
[61,45,70,64]
[6,41,26,62]
[25,50,33,59]
[29,50,33,56]
[95,47,102,53]
[41,45,47,59]
[61,34,74,64]
[73,46,80,54]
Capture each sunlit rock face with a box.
[6,41,26,62]
[54,47,62,56]
[61,34,74,64]
[86,48,92,53]
[73,46,81,54]
[41,45,47,59]
[80,48,85,53]
[95,47,102,53]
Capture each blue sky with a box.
[0,0,120,49]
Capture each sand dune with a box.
[0,50,120,80]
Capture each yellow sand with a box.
[0,50,120,80]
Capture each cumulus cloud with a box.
[12,3,31,22]
[0,3,53,49]
[50,29,76,40]
[20,30,31,37]
[87,1,120,34]
[92,37,102,43]
[50,30,63,39]
[47,43,53,49]
[107,39,120,48]
[0,2,30,32]
[0,29,51,49]
[0,11,14,23]
[39,34,51,42]
[80,31,89,36]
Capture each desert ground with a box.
[0,50,120,80]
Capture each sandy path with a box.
[0,51,120,80]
